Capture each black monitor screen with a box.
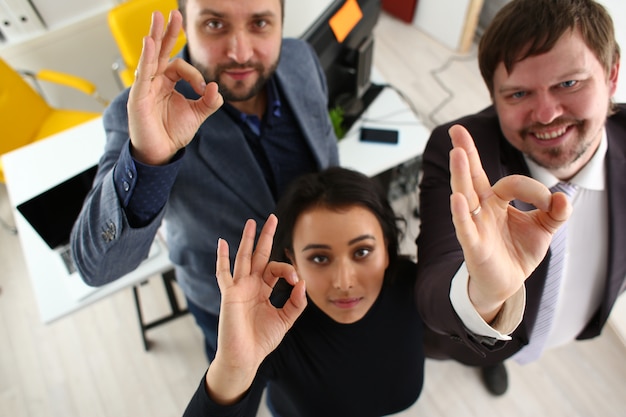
[302,0,382,129]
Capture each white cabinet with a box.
[30,0,115,30]
[0,0,117,46]
[0,0,46,43]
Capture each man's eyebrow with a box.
[197,8,223,18]
[196,8,277,19]
[498,69,590,94]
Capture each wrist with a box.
[467,278,507,323]
[204,358,258,405]
[129,142,177,166]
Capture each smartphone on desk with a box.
[359,127,399,144]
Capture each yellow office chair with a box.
[0,57,107,183]
[108,0,187,89]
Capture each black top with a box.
[183,259,424,417]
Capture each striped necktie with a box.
[513,182,578,364]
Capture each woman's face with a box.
[288,205,389,324]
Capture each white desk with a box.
[2,118,174,326]
[2,83,428,327]
[338,84,429,177]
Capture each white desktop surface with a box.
[338,85,429,177]
[2,81,428,325]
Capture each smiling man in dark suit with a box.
[416,0,626,396]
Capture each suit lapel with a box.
[274,48,330,170]
[602,121,626,319]
[194,110,275,217]
[173,75,275,216]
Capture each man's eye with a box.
[511,91,526,99]
[206,20,222,30]
[561,80,578,88]
[254,19,268,29]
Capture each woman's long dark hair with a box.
[271,166,405,283]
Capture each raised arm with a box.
[71,10,223,285]
[203,215,307,405]
[447,124,571,322]
[127,10,223,165]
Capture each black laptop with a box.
[16,165,98,274]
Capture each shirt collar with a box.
[266,75,282,118]
[524,128,607,191]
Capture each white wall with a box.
[413,0,475,51]
[598,0,626,101]
[283,0,334,39]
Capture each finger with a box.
[449,124,492,207]
[450,192,480,250]
[148,11,166,59]
[158,10,183,69]
[549,192,572,222]
[492,175,553,210]
[262,261,298,290]
[130,13,164,99]
[145,11,166,75]
[251,214,278,276]
[197,82,225,116]
[129,35,157,102]
[215,238,233,289]
[279,280,307,327]
[536,191,572,234]
[232,219,257,280]
[449,146,477,211]
[162,58,206,90]
[160,62,222,122]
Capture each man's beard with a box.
[522,119,596,171]
[527,140,593,171]
[194,60,279,102]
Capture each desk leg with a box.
[133,269,189,351]
[132,284,150,350]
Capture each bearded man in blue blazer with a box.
[71,0,338,360]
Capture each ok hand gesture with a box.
[206,215,307,405]
[448,124,572,322]
[127,10,224,165]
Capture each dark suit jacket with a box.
[71,38,339,315]
[416,105,626,365]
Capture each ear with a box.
[608,58,620,97]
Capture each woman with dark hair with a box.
[183,167,424,417]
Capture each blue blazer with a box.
[416,104,626,365]
[71,38,339,314]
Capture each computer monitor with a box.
[301,0,383,132]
